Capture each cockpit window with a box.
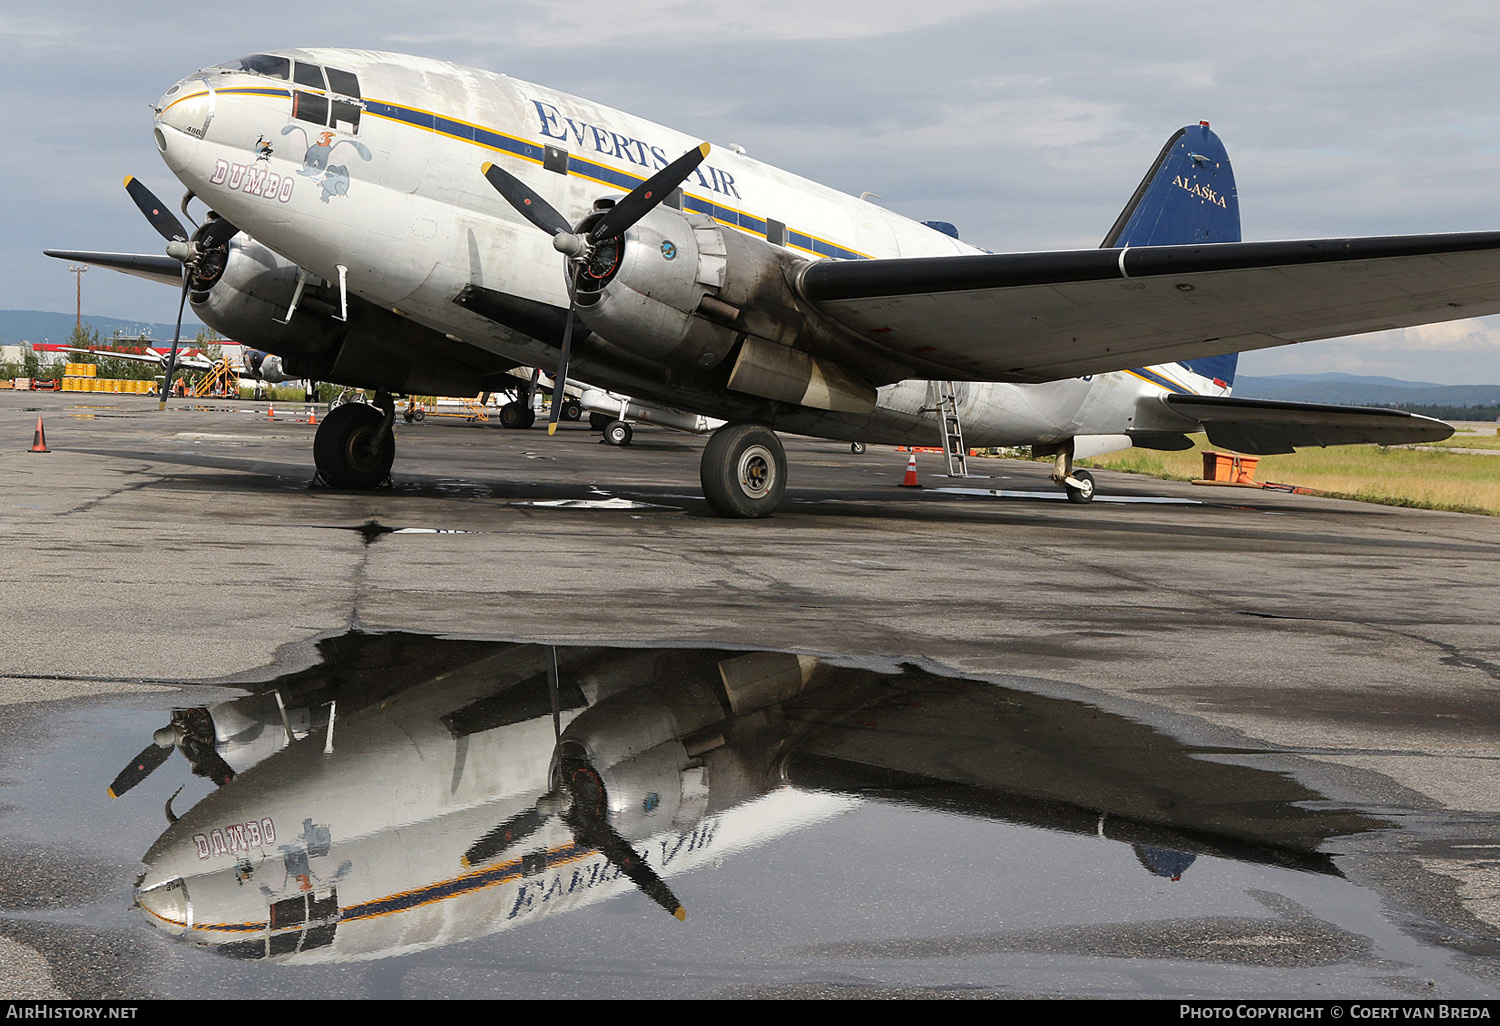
[293,62,326,90]
[219,54,290,80]
[325,68,360,99]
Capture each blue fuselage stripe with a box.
[360,97,867,261]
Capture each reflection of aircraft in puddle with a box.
[121,634,1380,963]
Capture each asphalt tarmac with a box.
[1,390,1498,1000]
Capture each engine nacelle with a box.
[192,235,484,396]
[575,209,881,413]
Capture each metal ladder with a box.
[926,380,969,477]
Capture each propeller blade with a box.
[108,738,174,798]
[481,161,572,237]
[589,143,709,242]
[157,273,190,411]
[196,214,240,252]
[124,176,190,244]
[566,805,686,921]
[462,806,552,867]
[546,310,576,436]
[561,760,685,921]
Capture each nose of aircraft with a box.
[153,76,210,170]
[136,875,191,932]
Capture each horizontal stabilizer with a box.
[43,250,182,288]
[1161,393,1453,454]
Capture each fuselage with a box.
[152,48,1223,450]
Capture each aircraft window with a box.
[293,62,326,90]
[544,145,569,175]
[765,219,787,246]
[325,68,361,99]
[308,891,339,923]
[330,97,362,134]
[302,924,337,951]
[269,894,307,929]
[293,91,330,127]
[223,54,289,80]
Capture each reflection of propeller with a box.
[107,709,235,803]
[462,647,685,921]
[481,144,709,434]
[107,730,175,798]
[123,176,239,411]
[559,753,685,921]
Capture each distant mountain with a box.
[0,309,205,347]
[1234,373,1500,407]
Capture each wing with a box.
[43,250,183,288]
[65,346,213,371]
[1158,394,1453,455]
[797,233,1500,383]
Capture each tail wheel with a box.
[313,402,394,489]
[701,423,787,518]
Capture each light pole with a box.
[69,265,87,340]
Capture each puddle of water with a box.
[0,632,1490,999]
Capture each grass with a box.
[1077,436,1500,517]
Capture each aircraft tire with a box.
[589,412,612,432]
[701,423,786,518]
[1065,469,1096,504]
[604,420,633,446]
[562,399,583,421]
[313,402,394,489]
[499,402,534,429]
[850,442,867,455]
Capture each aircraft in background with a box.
[65,341,315,399]
[49,49,1500,516]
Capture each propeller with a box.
[107,708,235,801]
[123,176,238,410]
[461,647,686,921]
[481,144,710,434]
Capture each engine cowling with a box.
[573,208,883,413]
[191,235,484,396]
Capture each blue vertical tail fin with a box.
[1106,122,1240,389]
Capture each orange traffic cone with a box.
[29,414,48,453]
[267,401,275,419]
[899,452,921,488]
[306,406,317,425]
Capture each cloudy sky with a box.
[6,0,1500,383]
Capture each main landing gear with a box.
[313,393,395,488]
[700,423,787,518]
